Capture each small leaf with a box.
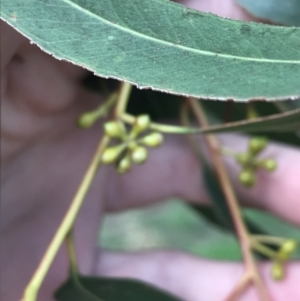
[236,0,300,26]
[55,275,184,301]
[188,204,226,229]
[1,0,300,101]
[195,158,280,259]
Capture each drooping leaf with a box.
[55,275,184,301]
[1,0,300,101]
[188,204,226,229]
[200,108,300,133]
[201,100,300,146]
[194,164,280,259]
[274,99,300,112]
[201,163,235,231]
[236,0,300,26]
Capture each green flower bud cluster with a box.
[272,239,298,281]
[235,137,277,187]
[101,115,164,173]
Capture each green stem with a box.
[65,231,104,301]
[23,136,110,301]
[252,235,286,245]
[94,92,118,118]
[78,93,118,128]
[121,113,202,134]
[187,98,250,246]
[65,230,79,275]
[114,82,132,118]
[252,242,277,259]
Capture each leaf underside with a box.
[1,0,300,101]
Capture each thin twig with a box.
[252,243,277,259]
[122,112,202,134]
[187,97,271,301]
[65,231,103,301]
[224,274,251,301]
[187,98,249,247]
[114,82,132,118]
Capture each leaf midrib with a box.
[62,0,300,64]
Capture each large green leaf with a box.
[55,275,183,301]
[236,0,300,26]
[1,0,300,101]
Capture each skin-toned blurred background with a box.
[100,200,300,261]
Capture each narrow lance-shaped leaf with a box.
[190,146,279,259]
[236,0,300,26]
[155,107,300,136]
[200,108,300,134]
[1,0,300,101]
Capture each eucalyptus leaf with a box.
[201,108,300,133]
[236,0,300,26]
[201,163,235,231]
[188,204,226,229]
[1,0,300,101]
[195,164,280,259]
[189,204,279,254]
[275,100,300,112]
[55,275,183,301]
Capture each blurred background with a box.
[99,199,300,261]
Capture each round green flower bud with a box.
[238,169,256,187]
[271,261,284,281]
[141,132,164,147]
[77,112,97,129]
[131,115,151,137]
[127,141,138,151]
[249,137,268,155]
[235,153,252,166]
[136,115,150,130]
[117,154,131,173]
[263,159,277,172]
[104,121,126,139]
[276,240,297,261]
[101,144,125,164]
[281,239,297,255]
[131,146,148,164]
